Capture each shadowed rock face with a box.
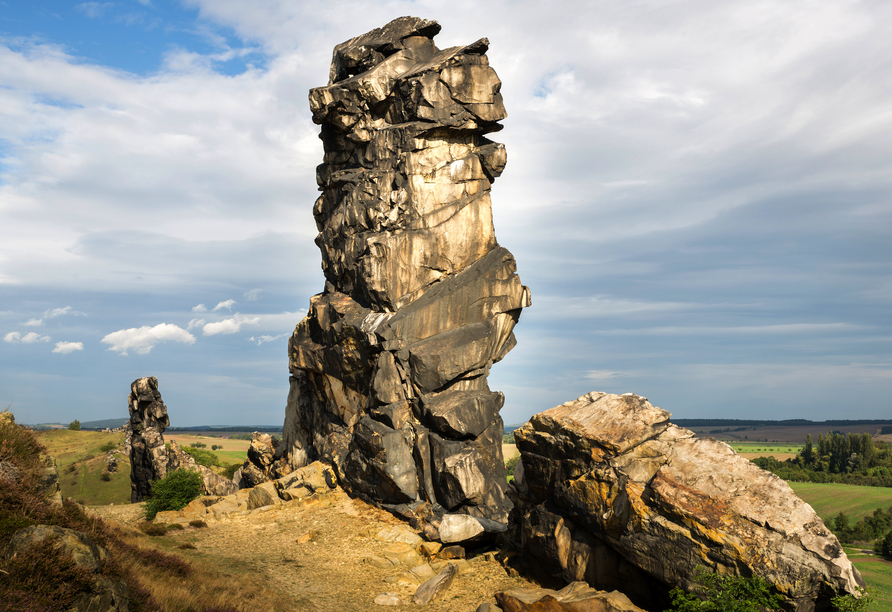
[284,16,529,533]
[510,392,866,612]
[128,376,169,503]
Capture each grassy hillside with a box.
[791,482,892,524]
[846,552,892,612]
[35,429,131,505]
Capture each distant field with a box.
[690,424,892,444]
[791,482,892,524]
[167,433,250,467]
[35,429,131,506]
[503,444,518,462]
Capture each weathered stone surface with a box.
[510,391,866,612]
[239,432,291,488]
[495,582,645,612]
[247,481,281,510]
[6,525,129,612]
[283,16,528,534]
[128,376,169,502]
[413,563,457,605]
[439,513,507,544]
[374,592,405,606]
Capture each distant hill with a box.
[673,418,892,427]
[81,418,129,430]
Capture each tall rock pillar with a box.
[284,16,529,534]
[128,376,170,503]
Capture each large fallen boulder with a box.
[509,391,865,612]
[282,16,529,536]
[496,582,645,612]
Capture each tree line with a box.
[752,432,892,487]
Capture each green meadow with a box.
[791,482,892,525]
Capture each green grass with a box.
[849,556,892,612]
[212,449,247,465]
[35,429,131,506]
[790,482,892,525]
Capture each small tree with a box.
[68,420,81,431]
[877,530,892,559]
[834,512,850,533]
[144,469,203,520]
[664,567,784,612]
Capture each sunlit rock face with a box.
[509,391,866,612]
[128,376,170,503]
[283,16,529,534]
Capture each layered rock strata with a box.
[128,376,170,502]
[509,392,865,611]
[284,16,529,534]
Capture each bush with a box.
[505,455,520,481]
[178,542,196,550]
[166,523,184,530]
[665,567,784,612]
[190,442,207,449]
[877,530,892,559]
[211,444,220,451]
[100,472,111,482]
[99,442,117,453]
[68,420,80,431]
[188,519,208,529]
[138,522,168,536]
[143,470,203,520]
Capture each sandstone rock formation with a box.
[509,392,865,611]
[236,432,291,488]
[283,16,529,537]
[495,582,645,612]
[128,376,170,502]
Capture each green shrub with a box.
[99,442,117,453]
[665,567,784,612]
[211,444,220,451]
[138,522,168,536]
[222,463,241,480]
[100,472,111,482]
[877,530,892,558]
[190,442,207,449]
[182,446,219,468]
[143,470,203,520]
[188,519,208,529]
[505,455,519,481]
[68,420,80,431]
[166,523,184,530]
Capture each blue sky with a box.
[2,1,892,427]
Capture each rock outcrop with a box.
[495,582,645,612]
[509,392,865,612]
[237,432,291,488]
[128,376,170,502]
[283,16,529,536]
[5,525,129,611]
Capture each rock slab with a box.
[283,16,529,534]
[496,582,645,612]
[509,391,866,611]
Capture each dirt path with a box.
[90,489,535,611]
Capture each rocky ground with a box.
[90,488,536,611]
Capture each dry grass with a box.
[113,527,293,612]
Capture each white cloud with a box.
[247,333,288,345]
[101,323,196,355]
[192,304,208,313]
[212,299,236,312]
[45,306,73,318]
[585,370,632,381]
[4,331,51,343]
[23,318,43,326]
[53,341,84,354]
[244,288,262,301]
[203,313,259,336]
[187,318,206,330]
[76,2,115,19]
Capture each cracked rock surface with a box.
[509,391,865,612]
[283,16,529,535]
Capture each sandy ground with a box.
[90,489,535,611]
